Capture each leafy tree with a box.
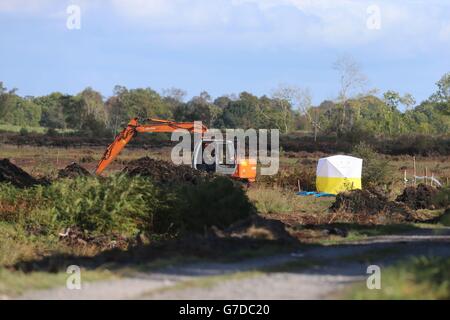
[430,72,450,103]
[383,91,416,111]
[215,92,262,129]
[0,78,449,140]
[213,95,233,109]
[34,93,66,128]
[173,91,221,127]
[0,82,17,121]
[105,86,172,134]
[60,94,83,129]
[78,87,106,125]
[0,84,41,127]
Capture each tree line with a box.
[1,60,449,139]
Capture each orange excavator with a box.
[95,118,257,182]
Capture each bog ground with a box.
[1,143,450,300]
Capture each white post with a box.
[404,170,407,187]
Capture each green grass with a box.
[0,124,74,134]
[332,223,422,242]
[247,186,296,214]
[346,256,450,299]
[345,223,418,236]
[0,217,73,267]
[0,267,116,297]
[247,185,334,215]
[296,222,445,245]
[0,124,47,133]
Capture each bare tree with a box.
[294,87,312,115]
[402,93,416,111]
[292,87,321,142]
[272,84,311,133]
[272,84,319,138]
[105,96,125,137]
[333,55,368,133]
[162,87,187,103]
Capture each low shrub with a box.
[0,183,45,222]
[43,175,161,238]
[433,187,450,209]
[0,175,162,239]
[156,177,256,233]
[352,142,394,189]
[440,209,450,226]
[19,128,28,136]
[1,174,256,239]
[45,128,58,137]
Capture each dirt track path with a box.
[19,228,450,300]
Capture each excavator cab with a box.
[192,139,237,175]
[192,139,256,182]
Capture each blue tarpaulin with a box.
[296,191,335,198]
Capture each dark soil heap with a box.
[122,156,210,185]
[0,158,40,188]
[58,163,91,179]
[395,183,439,210]
[331,189,388,215]
[331,188,412,218]
[258,168,316,192]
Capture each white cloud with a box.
[110,0,173,18]
[106,0,450,51]
[109,0,233,31]
[1,0,449,51]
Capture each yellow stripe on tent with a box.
[316,176,362,194]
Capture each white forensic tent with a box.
[316,155,363,194]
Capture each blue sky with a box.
[1,0,450,107]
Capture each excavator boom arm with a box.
[95,118,207,175]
